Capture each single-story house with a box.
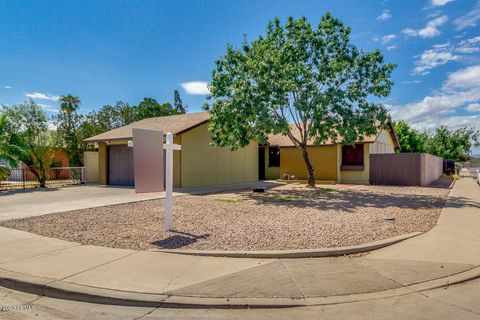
[260,123,400,184]
[84,112,258,188]
[85,111,399,188]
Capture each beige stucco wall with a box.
[421,153,443,186]
[279,145,338,181]
[339,143,370,184]
[264,148,280,180]
[98,142,108,185]
[84,151,99,183]
[370,129,395,154]
[132,129,164,193]
[180,123,258,187]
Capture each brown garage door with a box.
[108,145,134,186]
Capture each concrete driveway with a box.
[0,184,166,221]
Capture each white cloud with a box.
[180,81,210,95]
[444,65,480,89]
[25,92,60,101]
[2,85,12,89]
[47,120,57,131]
[456,36,480,54]
[402,80,421,84]
[413,46,458,75]
[466,103,480,111]
[381,34,396,44]
[376,9,392,21]
[387,45,397,50]
[454,1,480,30]
[38,103,59,113]
[431,0,454,6]
[402,28,418,37]
[388,65,480,131]
[402,15,448,38]
[412,36,480,75]
[411,114,480,131]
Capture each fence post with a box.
[81,167,85,184]
[22,169,25,189]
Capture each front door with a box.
[258,147,265,180]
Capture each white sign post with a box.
[164,132,181,231]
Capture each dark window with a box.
[342,144,364,166]
[268,147,280,167]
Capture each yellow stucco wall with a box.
[98,142,108,185]
[173,136,181,188]
[370,129,395,154]
[180,123,258,187]
[264,148,280,180]
[279,145,338,181]
[339,143,370,184]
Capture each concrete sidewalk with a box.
[0,178,479,307]
[369,177,480,265]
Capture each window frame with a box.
[268,146,280,167]
[341,144,364,170]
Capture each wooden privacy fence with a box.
[370,153,443,186]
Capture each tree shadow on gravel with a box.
[244,188,480,213]
[151,231,210,249]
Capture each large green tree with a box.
[134,97,178,121]
[424,126,479,161]
[205,14,396,186]
[395,121,425,153]
[56,95,84,166]
[3,100,53,187]
[79,101,136,140]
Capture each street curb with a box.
[2,263,478,309]
[153,232,423,258]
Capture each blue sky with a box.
[0,0,479,151]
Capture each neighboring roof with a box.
[84,112,211,142]
[267,122,400,149]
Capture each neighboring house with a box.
[262,123,400,184]
[84,112,258,188]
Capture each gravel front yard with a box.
[1,184,450,251]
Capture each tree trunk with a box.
[301,147,315,187]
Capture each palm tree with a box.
[59,94,80,113]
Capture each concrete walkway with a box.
[369,177,480,265]
[0,178,479,307]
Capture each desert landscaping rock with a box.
[0,184,449,251]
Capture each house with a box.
[85,111,399,188]
[260,123,400,184]
[84,112,258,188]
